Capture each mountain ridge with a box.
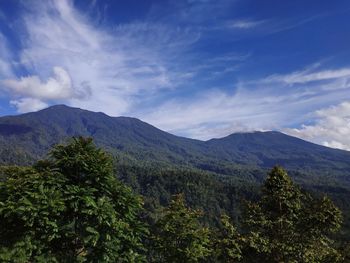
[1,104,340,147]
[0,105,350,184]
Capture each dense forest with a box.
[1,137,349,262]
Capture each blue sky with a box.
[1,0,350,149]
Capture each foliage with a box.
[0,167,65,262]
[117,162,259,227]
[211,214,243,262]
[242,166,343,263]
[0,135,348,262]
[0,137,146,262]
[150,194,211,262]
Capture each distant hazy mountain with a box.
[0,105,349,182]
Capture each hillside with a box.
[0,105,350,184]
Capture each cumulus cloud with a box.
[285,101,350,151]
[10,98,48,113]
[2,67,87,100]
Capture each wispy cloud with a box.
[143,63,350,140]
[142,87,297,140]
[262,67,350,84]
[227,19,265,29]
[0,33,15,79]
[0,0,199,114]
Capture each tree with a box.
[211,214,242,262]
[0,137,147,262]
[242,166,343,263]
[150,194,211,262]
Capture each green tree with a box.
[242,166,343,263]
[150,194,211,262]
[0,137,147,262]
[211,214,242,262]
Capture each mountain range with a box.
[0,104,350,186]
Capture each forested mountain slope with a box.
[0,105,350,183]
[1,105,350,240]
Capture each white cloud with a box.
[227,19,265,29]
[0,33,15,79]
[142,88,287,140]
[10,98,48,113]
[285,101,350,151]
[0,0,198,114]
[263,67,350,84]
[0,58,12,79]
[2,67,88,100]
[143,64,350,141]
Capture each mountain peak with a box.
[40,104,81,112]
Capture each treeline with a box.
[0,137,349,262]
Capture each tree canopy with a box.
[0,137,146,262]
[0,138,345,262]
[242,166,343,262]
[150,194,211,262]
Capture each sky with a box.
[0,0,350,150]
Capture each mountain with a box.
[2,104,350,236]
[206,132,350,175]
[0,105,350,184]
[0,105,205,165]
